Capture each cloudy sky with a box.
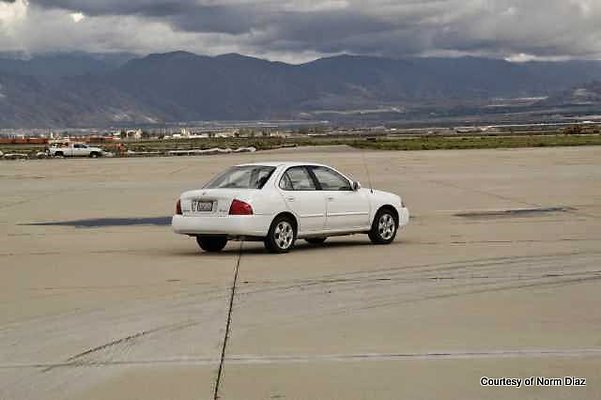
[0,0,600,63]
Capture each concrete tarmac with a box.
[1,146,600,399]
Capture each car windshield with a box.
[204,165,275,189]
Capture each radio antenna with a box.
[361,147,374,194]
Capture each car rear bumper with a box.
[172,214,272,237]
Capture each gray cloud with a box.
[31,0,262,33]
[1,0,600,62]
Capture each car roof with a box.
[236,161,329,168]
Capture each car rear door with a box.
[310,166,370,231]
[279,166,326,234]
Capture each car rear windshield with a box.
[204,166,276,189]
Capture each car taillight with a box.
[176,199,182,215]
[229,199,253,215]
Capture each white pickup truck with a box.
[49,143,104,158]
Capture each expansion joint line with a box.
[213,241,243,400]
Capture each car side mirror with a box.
[352,181,361,191]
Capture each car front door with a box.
[310,166,370,231]
[72,144,85,156]
[279,166,326,234]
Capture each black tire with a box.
[305,237,327,245]
[54,152,64,158]
[264,215,296,253]
[368,208,398,244]
[196,236,228,252]
[89,152,100,158]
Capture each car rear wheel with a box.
[89,152,100,158]
[264,216,296,253]
[368,208,398,244]
[305,237,326,245]
[196,236,228,252]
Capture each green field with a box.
[346,134,601,151]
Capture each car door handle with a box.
[287,197,296,202]
[327,197,334,201]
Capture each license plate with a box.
[191,200,213,212]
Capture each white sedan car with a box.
[172,162,409,253]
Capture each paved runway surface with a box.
[1,146,600,399]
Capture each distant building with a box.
[455,126,484,134]
[125,129,143,140]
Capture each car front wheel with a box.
[196,236,228,252]
[368,208,398,244]
[264,216,296,253]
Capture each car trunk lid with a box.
[180,189,251,217]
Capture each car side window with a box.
[279,172,294,190]
[311,166,352,191]
[280,167,317,191]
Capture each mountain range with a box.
[1,51,601,128]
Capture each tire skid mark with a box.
[0,288,227,332]
[310,251,600,282]
[0,357,219,370]
[24,281,221,293]
[238,272,601,326]
[239,267,601,297]
[41,319,201,373]
[353,273,601,314]
[232,252,601,327]
[237,252,601,298]
[2,286,232,399]
[256,268,601,295]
